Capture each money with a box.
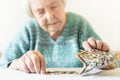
[46,71,79,75]
[76,50,117,76]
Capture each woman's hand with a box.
[82,37,110,52]
[8,50,46,74]
[82,37,116,69]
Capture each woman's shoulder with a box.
[66,12,90,27]
[13,19,40,37]
[67,12,88,22]
[19,18,40,31]
[23,19,39,28]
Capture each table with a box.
[0,68,120,80]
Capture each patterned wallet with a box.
[76,50,118,76]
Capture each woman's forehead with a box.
[30,0,60,5]
[30,0,60,9]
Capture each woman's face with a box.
[30,0,66,36]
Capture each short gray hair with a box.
[21,0,66,18]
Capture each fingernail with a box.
[41,71,45,74]
[88,48,92,52]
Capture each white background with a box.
[0,0,120,51]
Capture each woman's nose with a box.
[45,10,54,20]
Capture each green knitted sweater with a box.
[0,12,100,68]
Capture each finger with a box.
[39,54,46,74]
[34,50,46,74]
[101,42,110,52]
[96,40,103,50]
[29,52,40,74]
[24,53,35,73]
[19,57,30,73]
[82,41,92,51]
[87,37,97,49]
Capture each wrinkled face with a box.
[30,0,66,36]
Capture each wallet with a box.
[76,50,117,76]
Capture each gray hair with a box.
[20,0,66,18]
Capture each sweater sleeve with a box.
[0,25,30,68]
[78,17,101,50]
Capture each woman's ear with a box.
[116,51,120,60]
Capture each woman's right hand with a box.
[8,50,46,74]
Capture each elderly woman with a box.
[0,0,115,74]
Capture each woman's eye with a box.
[51,5,58,10]
[38,11,44,14]
[37,10,45,16]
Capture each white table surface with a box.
[0,68,120,80]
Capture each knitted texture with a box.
[0,12,100,68]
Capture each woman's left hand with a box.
[82,37,110,52]
[82,37,116,69]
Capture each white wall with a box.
[0,0,120,51]
[0,0,29,51]
[65,0,120,50]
